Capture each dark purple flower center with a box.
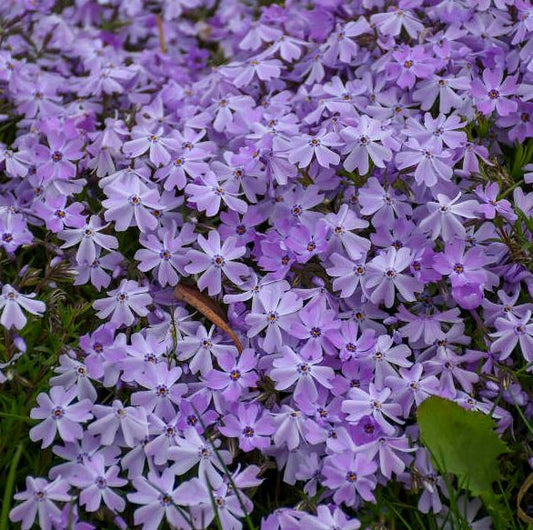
[187,415,198,426]
[230,369,241,380]
[297,362,310,374]
[346,471,358,482]
[403,60,413,68]
[160,249,171,260]
[157,385,168,396]
[516,325,525,335]
[236,224,246,235]
[310,327,322,338]
[212,255,225,267]
[309,138,321,147]
[453,263,464,274]
[93,342,103,353]
[242,425,255,437]
[35,491,45,501]
[52,407,65,419]
[488,89,499,99]
[2,233,13,243]
[267,311,278,323]
[51,151,63,162]
[129,194,141,205]
[95,477,107,489]
[159,494,172,506]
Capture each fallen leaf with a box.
[174,283,243,354]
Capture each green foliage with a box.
[417,397,508,495]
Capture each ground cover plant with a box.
[0,0,532,528]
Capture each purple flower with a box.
[219,403,275,452]
[131,363,187,420]
[70,454,127,512]
[0,284,46,330]
[93,279,152,327]
[433,239,489,308]
[88,399,148,447]
[271,405,307,450]
[59,215,119,265]
[168,427,231,488]
[178,324,236,376]
[10,476,71,530]
[0,212,33,253]
[270,346,334,405]
[245,283,303,353]
[366,247,423,308]
[128,469,193,530]
[205,348,258,401]
[322,451,378,505]
[490,311,533,362]
[34,131,83,182]
[342,383,404,435]
[29,386,93,448]
[123,126,181,167]
[341,115,393,174]
[185,231,248,296]
[471,69,518,116]
[386,364,440,415]
[288,129,341,168]
[291,300,341,358]
[102,177,160,233]
[135,222,194,287]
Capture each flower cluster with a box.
[1,0,532,528]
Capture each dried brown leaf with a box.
[174,283,243,353]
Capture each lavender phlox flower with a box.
[127,469,194,530]
[123,126,181,166]
[342,383,404,435]
[93,279,152,327]
[365,247,423,308]
[358,177,412,227]
[178,324,237,376]
[135,222,194,287]
[88,399,148,447]
[419,193,480,241]
[205,347,258,401]
[9,476,71,530]
[490,311,533,362]
[270,346,334,405]
[471,68,518,116]
[168,427,231,488]
[102,176,160,233]
[0,284,45,330]
[270,405,307,451]
[131,362,187,420]
[245,282,303,353]
[371,8,425,38]
[322,451,378,506]
[290,299,341,358]
[385,364,440,415]
[70,454,127,512]
[0,211,33,254]
[29,386,93,448]
[220,402,276,452]
[186,171,247,216]
[396,138,453,188]
[50,353,97,402]
[59,215,119,265]
[288,129,341,169]
[341,115,393,175]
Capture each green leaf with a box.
[417,397,508,495]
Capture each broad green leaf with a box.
[417,397,508,495]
